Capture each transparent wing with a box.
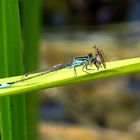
[99,50,106,69]
[93,45,106,69]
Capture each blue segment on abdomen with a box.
[0,83,11,88]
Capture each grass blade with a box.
[0,57,139,96]
[22,0,41,139]
[0,0,27,140]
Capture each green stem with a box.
[22,0,41,140]
[0,0,27,140]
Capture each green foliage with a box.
[22,0,41,140]
[0,57,139,96]
[0,0,27,140]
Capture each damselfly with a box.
[0,46,106,88]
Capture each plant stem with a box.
[22,0,41,140]
[0,0,27,140]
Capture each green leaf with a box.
[0,57,140,96]
[0,0,27,140]
[22,0,41,139]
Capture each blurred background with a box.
[22,0,140,139]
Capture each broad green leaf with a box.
[0,57,140,97]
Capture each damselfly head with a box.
[88,53,93,58]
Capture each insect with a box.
[66,45,106,75]
[0,46,106,88]
[23,46,106,77]
[93,45,106,69]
